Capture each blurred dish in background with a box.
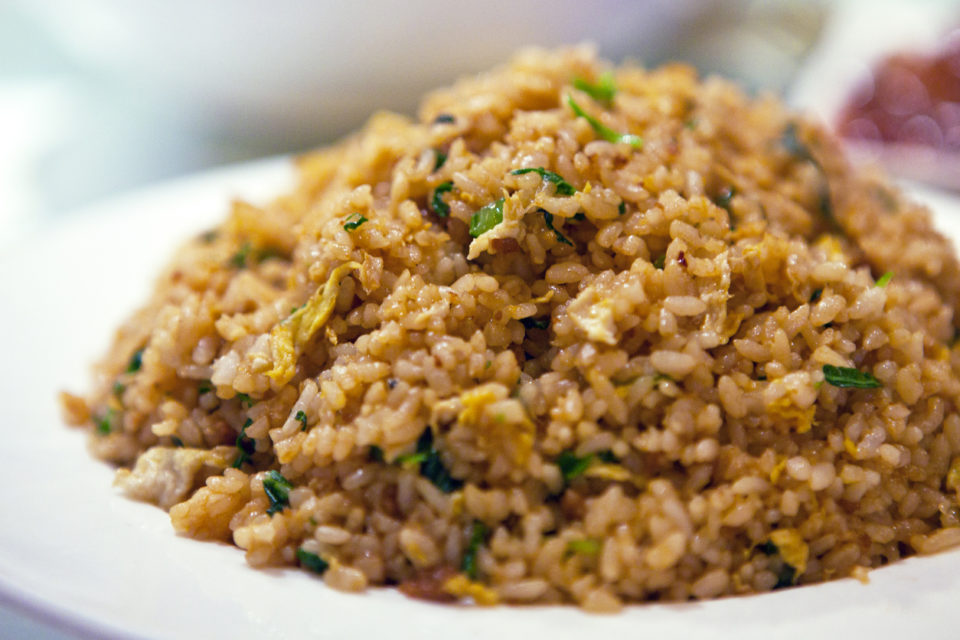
[790,1,960,191]
[17,0,704,146]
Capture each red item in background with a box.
[837,28,960,152]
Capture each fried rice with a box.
[61,46,960,611]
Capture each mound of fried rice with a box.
[61,47,960,610]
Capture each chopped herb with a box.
[262,470,293,515]
[757,540,778,556]
[510,167,576,196]
[684,119,698,130]
[756,540,797,588]
[112,382,126,397]
[521,317,550,330]
[653,255,665,269]
[567,95,642,148]
[875,271,893,287]
[433,149,448,171]
[822,364,881,389]
[295,410,308,431]
[95,408,117,435]
[556,450,593,483]
[401,428,462,493]
[171,436,184,447]
[235,392,254,408]
[290,302,306,316]
[572,212,586,222]
[756,375,768,381]
[572,71,617,104]
[596,450,619,464]
[484,360,492,370]
[542,210,573,246]
[126,348,144,373]
[369,445,384,462]
[343,212,368,232]
[652,373,673,384]
[461,521,488,579]
[433,113,455,124]
[232,418,255,468]
[200,229,218,243]
[469,197,504,238]
[566,538,602,556]
[394,450,428,467]
[255,247,285,263]
[421,451,461,493]
[809,288,822,303]
[714,187,736,212]
[297,548,329,575]
[197,381,213,395]
[229,242,251,269]
[618,201,626,216]
[431,181,454,217]
[775,564,797,589]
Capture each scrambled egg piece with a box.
[267,261,360,385]
[114,445,233,509]
[770,528,809,575]
[443,574,499,605]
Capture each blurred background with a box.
[1,0,959,637]
[2,0,958,252]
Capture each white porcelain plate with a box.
[1,158,959,640]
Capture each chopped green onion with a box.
[556,450,593,483]
[653,255,665,269]
[171,436,184,447]
[112,382,126,397]
[197,381,213,395]
[572,212,586,222]
[126,348,144,373]
[875,271,893,287]
[822,364,881,389]
[469,197,504,238]
[461,521,488,579]
[343,212,368,232]
[433,113,455,124]
[396,429,462,493]
[232,418,255,468]
[596,450,618,463]
[262,470,293,515]
[95,408,117,435]
[572,71,617,104]
[510,167,576,196]
[434,149,448,171]
[235,392,254,408]
[431,181,454,217]
[229,242,251,269]
[521,317,549,330]
[618,201,626,215]
[810,288,822,303]
[297,548,329,574]
[369,445,384,462]
[255,247,285,263]
[566,538,602,556]
[542,211,573,246]
[567,95,642,148]
[295,410,308,431]
[652,373,673,384]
